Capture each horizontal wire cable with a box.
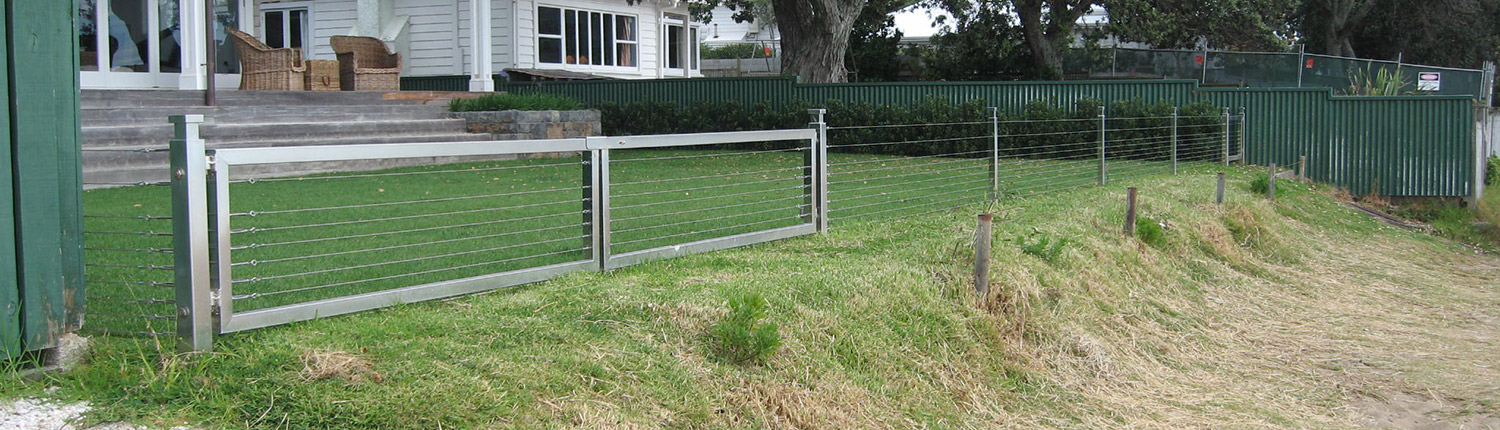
[829,162,988,186]
[84,214,171,220]
[831,179,990,211]
[84,247,173,254]
[85,329,175,337]
[828,149,992,168]
[833,169,991,195]
[239,222,586,267]
[83,181,172,187]
[610,146,808,163]
[253,186,584,216]
[829,135,989,149]
[250,199,578,233]
[89,313,174,320]
[84,230,171,236]
[613,203,805,235]
[611,216,799,247]
[84,280,173,287]
[81,147,167,153]
[997,128,1100,139]
[247,160,584,183]
[88,296,175,304]
[248,210,583,248]
[834,192,983,221]
[85,263,173,270]
[611,184,807,211]
[236,234,589,284]
[828,120,990,131]
[831,155,987,176]
[613,193,809,224]
[612,165,805,187]
[612,174,806,199]
[234,247,588,301]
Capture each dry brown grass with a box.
[298,349,383,383]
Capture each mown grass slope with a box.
[6,166,1499,429]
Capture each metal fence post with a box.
[989,107,1000,199]
[169,115,213,352]
[807,109,828,232]
[1238,107,1248,163]
[1221,107,1231,166]
[582,144,605,270]
[1297,44,1306,88]
[1171,107,1179,174]
[1098,106,1107,186]
[208,154,233,332]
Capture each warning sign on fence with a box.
[1417,72,1441,91]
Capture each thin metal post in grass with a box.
[1221,107,1231,166]
[169,115,214,352]
[1216,172,1226,204]
[974,214,993,299]
[1170,107,1179,174]
[209,152,234,333]
[808,108,829,232]
[1298,155,1307,181]
[989,107,1000,200]
[583,147,606,269]
[1268,163,1277,199]
[1238,107,1247,163]
[1098,106,1107,186]
[1124,187,1138,237]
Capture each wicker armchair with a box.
[226,28,306,91]
[330,35,402,91]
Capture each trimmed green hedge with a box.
[597,97,1224,159]
[449,93,583,112]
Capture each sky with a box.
[891,5,951,38]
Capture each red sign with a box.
[1305,58,1315,69]
[1195,55,1204,65]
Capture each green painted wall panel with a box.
[0,0,18,359]
[8,0,84,352]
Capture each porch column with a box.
[178,0,208,89]
[469,0,495,92]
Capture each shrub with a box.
[701,43,773,60]
[1020,234,1068,264]
[707,293,781,365]
[1487,156,1499,186]
[1250,174,1270,195]
[1136,216,1165,247]
[449,93,582,112]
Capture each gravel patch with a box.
[0,398,154,430]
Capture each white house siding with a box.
[306,0,355,60]
[515,0,689,79]
[397,0,464,76]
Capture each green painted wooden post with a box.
[7,0,85,352]
[0,0,19,359]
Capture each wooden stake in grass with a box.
[1268,163,1277,199]
[1124,187,1138,237]
[1216,172,1226,204]
[1298,155,1307,181]
[974,214,993,299]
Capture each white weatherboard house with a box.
[78,0,705,91]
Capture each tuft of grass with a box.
[1136,216,1165,247]
[1249,174,1270,196]
[706,293,781,365]
[1020,233,1069,263]
[448,93,582,112]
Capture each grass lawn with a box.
[17,157,1498,429]
[79,146,1224,334]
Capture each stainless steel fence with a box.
[85,108,1242,351]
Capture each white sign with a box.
[1417,72,1441,91]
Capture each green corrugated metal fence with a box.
[402,74,1477,198]
[3,0,85,358]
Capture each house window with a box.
[262,7,309,55]
[662,17,699,71]
[538,6,635,67]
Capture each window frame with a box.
[661,14,700,73]
[260,4,311,57]
[536,5,638,70]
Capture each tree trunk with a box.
[772,0,865,83]
[1015,0,1090,79]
